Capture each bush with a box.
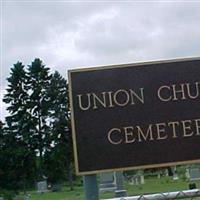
[0,190,15,200]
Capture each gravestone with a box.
[140,174,145,184]
[173,173,179,180]
[130,174,145,185]
[24,194,31,200]
[99,172,116,192]
[172,166,179,180]
[37,181,48,193]
[185,168,190,179]
[130,175,139,185]
[189,168,200,181]
[165,169,169,176]
[51,183,62,192]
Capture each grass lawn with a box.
[27,176,200,200]
[30,186,84,200]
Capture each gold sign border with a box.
[68,57,200,176]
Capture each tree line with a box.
[0,58,73,192]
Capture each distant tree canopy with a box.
[1,59,72,191]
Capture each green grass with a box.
[102,177,200,199]
[19,177,200,200]
[125,177,193,196]
[30,186,84,200]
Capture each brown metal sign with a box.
[68,58,200,175]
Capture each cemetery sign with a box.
[68,57,200,175]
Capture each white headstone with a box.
[189,168,200,181]
[185,168,190,179]
[140,174,145,184]
[173,174,179,180]
[37,181,48,193]
[99,172,116,192]
[132,176,139,185]
[173,166,179,180]
[165,169,169,176]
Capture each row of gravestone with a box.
[99,168,200,192]
[0,169,199,200]
[35,173,122,194]
[37,181,62,193]
[35,168,200,193]
[171,167,200,181]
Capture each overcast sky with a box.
[1,0,200,121]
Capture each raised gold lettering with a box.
[77,94,91,111]
[93,92,106,109]
[157,86,172,102]
[156,123,167,140]
[182,120,193,137]
[129,88,144,104]
[124,126,135,144]
[186,82,200,99]
[136,125,153,142]
[172,84,186,101]
[108,91,114,108]
[113,89,130,107]
[195,119,200,135]
[168,121,179,138]
[107,128,122,145]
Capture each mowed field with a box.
[28,176,200,200]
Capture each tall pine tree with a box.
[2,63,36,191]
[3,61,34,153]
[4,62,30,136]
[27,58,52,179]
[0,120,4,187]
[2,59,73,188]
[0,120,3,149]
[44,71,72,186]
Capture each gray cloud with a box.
[1,1,200,121]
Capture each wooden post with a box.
[83,175,99,200]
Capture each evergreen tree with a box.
[3,62,33,146]
[2,59,73,189]
[0,120,3,149]
[0,120,4,187]
[2,62,36,191]
[27,58,52,179]
[4,62,29,131]
[0,128,35,191]
[44,71,73,187]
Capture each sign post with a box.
[115,171,127,197]
[83,175,99,200]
